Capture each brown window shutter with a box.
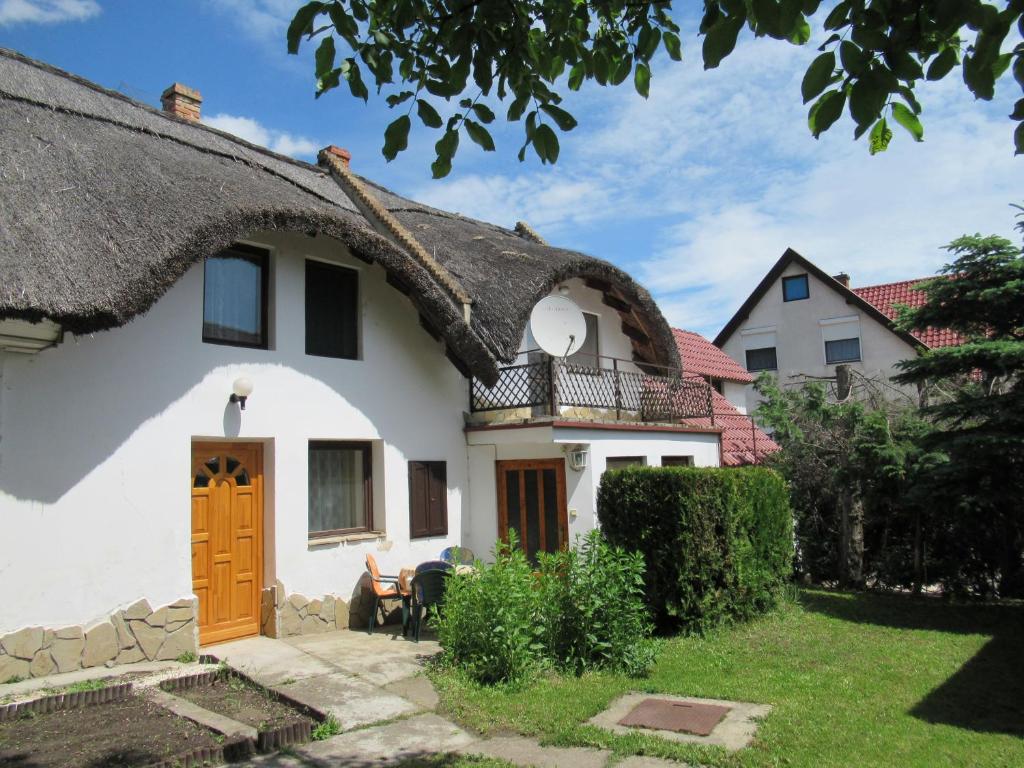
[409,461,447,538]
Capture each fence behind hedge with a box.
[598,466,793,632]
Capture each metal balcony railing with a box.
[470,352,714,423]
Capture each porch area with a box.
[469,352,715,426]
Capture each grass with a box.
[430,588,1024,768]
[311,713,342,741]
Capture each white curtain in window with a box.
[309,448,364,532]
[204,256,262,342]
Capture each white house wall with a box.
[465,429,720,556]
[0,231,468,637]
[720,262,920,413]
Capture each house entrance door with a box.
[190,442,263,645]
[496,459,568,563]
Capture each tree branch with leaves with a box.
[288,0,1024,176]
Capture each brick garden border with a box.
[0,682,132,722]
[143,735,254,767]
[159,667,318,752]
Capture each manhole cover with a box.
[618,698,731,736]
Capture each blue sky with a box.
[2,0,1021,337]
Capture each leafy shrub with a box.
[435,534,545,685]
[537,530,656,676]
[598,466,793,633]
[435,531,656,685]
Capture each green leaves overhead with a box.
[289,0,1024,175]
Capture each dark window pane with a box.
[204,457,220,475]
[506,470,522,545]
[524,470,540,563]
[203,247,268,347]
[661,456,694,467]
[542,469,558,553]
[782,275,809,302]
[825,337,861,364]
[306,260,358,359]
[226,457,240,474]
[745,347,778,372]
[193,473,210,489]
[605,456,646,472]
[309,443,369,534]
[234,469,250,487]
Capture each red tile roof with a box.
[673,328,753,383]
[852,279,964,349]
[674,328,778,466]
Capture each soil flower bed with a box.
[168,670,315,732]
[0,692,223,768]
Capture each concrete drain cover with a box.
[618,698,731,736]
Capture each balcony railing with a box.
[470,352,714,423]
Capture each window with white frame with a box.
[820,316,862,365]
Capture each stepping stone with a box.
[460,735,610,768]
[276,671,419,732]
[617,757,692,768]
[294,712,476,766]
[589,693,771,752]
[384,674,440,711]
[288,629,438,686]
[212,636,337,685]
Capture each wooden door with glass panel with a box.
[191,442,263,645]
[496,459,568,563]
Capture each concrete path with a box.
[210,628,687,768]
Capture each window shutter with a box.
[409,461,448,538]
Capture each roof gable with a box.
[712,248,927,351]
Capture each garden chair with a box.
[407,567,450,643]
[364,554,404,635]
[439,546,475,566]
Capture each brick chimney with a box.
[161,83,202,122]
[321,145,352,167]
[833,272,851,288]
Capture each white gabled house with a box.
[0,49,725,679]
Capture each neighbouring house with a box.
[0,48,724,678]
[714,248,962,414]
[673,329,779,466]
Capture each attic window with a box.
[782,274,809,302]
[203,244,269,349]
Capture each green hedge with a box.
[598,466,793,632]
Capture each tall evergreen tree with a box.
[894,233,1024,595]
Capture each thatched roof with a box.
[0,47,679,383]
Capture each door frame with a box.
[191,440,265,646]
[495,459,569,553]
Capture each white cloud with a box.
[203,113,320,159]
[412,34,1022,339]
[0,0,99,26]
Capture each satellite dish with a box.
[530,295,587,358]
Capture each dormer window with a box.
[202,244,269,348]
[782,274,809,302]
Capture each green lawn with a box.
[430,588,1023,767]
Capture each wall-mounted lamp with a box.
[557,284,571,296]
[567,444,589,472]
[229,377,254,410]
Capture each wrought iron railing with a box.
[470,352,714,423]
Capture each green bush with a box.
[598,466,793,633]
[435,531,656,685]
[537,530,656,677]
[435,535,545,685]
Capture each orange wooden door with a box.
[191,442,263,645]
[496,459,568,563]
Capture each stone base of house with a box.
[0,597,198,681]
[260,581,350,638]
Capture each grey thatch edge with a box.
[2,207,500,387]
[0,47,337,199]
[0,682,132,722]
